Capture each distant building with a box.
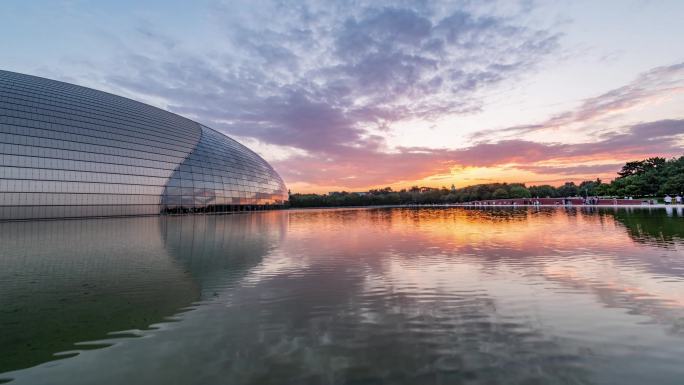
[0,71,288,220]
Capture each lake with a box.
[1,207,683,384]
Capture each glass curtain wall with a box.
[0,71,287,220]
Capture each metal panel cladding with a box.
[0,70,288,220]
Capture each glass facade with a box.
[0,70,287,220]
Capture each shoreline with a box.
[451,203,684,208]
[288,203,684,210]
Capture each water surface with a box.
[1,207,683,384]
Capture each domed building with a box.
[0,70,288,220]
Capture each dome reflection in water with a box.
[1,207,683,385]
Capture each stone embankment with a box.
[466,198,671,206]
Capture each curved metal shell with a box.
[0,70,287,220]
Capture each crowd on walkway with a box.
[664,194,683,204]
[468,194,683,207]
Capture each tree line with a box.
[288,155,684,207]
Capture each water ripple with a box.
[1,208,683,384]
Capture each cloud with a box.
[275,119,684,188]
[99,1,559,157]
[45,1,681,190]
[516,163,624,176]
[474,62,684,140]
[563,119,684,159]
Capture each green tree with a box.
[617,157,665,178]
[492,188,509,199]
[288,155,683,207]
[557,182,579,197]
[595,183,613,196]
[529,185,557,198]
[578,179,602,196]
[509,185,531,198]
[659,156,684,194]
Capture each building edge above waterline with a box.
[0,204,289,223]
[0,70,288,220]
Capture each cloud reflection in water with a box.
[1,207,683,385]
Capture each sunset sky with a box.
[2,0,683,193]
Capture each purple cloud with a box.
[53,1,681,189]
[99,1,559,159]
[274,119,684,187]
[474,63,684,140]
